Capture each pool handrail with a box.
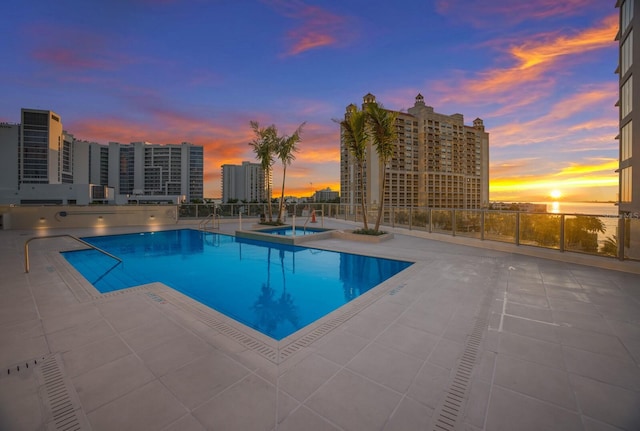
[303,209,323,231]
[198,212,219,231]
[24,234,122,273]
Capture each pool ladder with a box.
[302,209,323,232]
[199,213,219,231]
[24,234,122,273]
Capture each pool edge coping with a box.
[47,239,419,365]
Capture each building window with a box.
[622,120,633,161]
[622,0,634,35]
[621,166,633,203]
[621,30,633,77]
[622,76,633,118]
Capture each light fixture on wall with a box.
[39,217,45,222]
[149,215,155,219]
[98,216,103,220]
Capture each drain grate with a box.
[36,354,87,431]
[431,263,498,431]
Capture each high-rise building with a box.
[617,0,640,259]
[19,108,64,185]
[0,122,19,194]
[107,141,203,202]
[0,108,205,204]
[221,161,270,203]
[340,93,489,211]
[72,138,109,186]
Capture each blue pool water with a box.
[62,229,413,340]
[259,226,329,236]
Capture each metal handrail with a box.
[198,212,219,230]
[303,209,323,231]
[24,234,122,273]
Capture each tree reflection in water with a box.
[251,247,299,335]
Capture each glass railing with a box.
[178,203,636,261]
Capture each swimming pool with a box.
[258,226,329,236]
[62,229,413,340]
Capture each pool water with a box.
[259,226,329,236]
[62,229,413,340]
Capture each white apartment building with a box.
[0,108,204,204]
[221,161,270,203]
[108,141,203,203]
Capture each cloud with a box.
[265,0,352,56]
[431,14,616,108]
[435,0,604,27]
[25,23,131,72]
[490,158,618,201]
[489,83,617,148]
[553,159,619,177]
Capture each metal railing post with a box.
[559,214,565,252]
[452,210,456,237]
[515,212,520,246]
[618,216,625,261]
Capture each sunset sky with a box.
[0,0,619,202]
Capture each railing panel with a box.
[410,208,430,232]
[623,217,640,260]
[455,210,482,239]
[519,213,562,250]
[564,214,618,257]
[393,209,412,230]
[431,209,453,235]
[484,211,517,244]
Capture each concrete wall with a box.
[0,205,178,230]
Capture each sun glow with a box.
[550,189,562,200]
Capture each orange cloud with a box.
[489,83,617,148]
[553,160,619,177]
[436,0,604,27]
[266,1,351,56]
[490,158,618,201]
[435,14,616,107]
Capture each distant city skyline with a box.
[0,1,617,202]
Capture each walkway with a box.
[1,219,639,430]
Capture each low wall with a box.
[0,205,178,230]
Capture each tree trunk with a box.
[267,168,273,222]
[277,165,287,224]
[374,166,386,232]
[359,164,368,230]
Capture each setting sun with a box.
[550,189,562,200]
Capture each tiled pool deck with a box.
[1,219,640,430]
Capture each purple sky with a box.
[0,0,619,202]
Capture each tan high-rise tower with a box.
[340,93,489,211]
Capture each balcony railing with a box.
[178,203,639,261]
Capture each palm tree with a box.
[335,105,370,230]
[601,234,618,257]
[249,121,277,222]
[275,123,305,224]
[366,102,398,232]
